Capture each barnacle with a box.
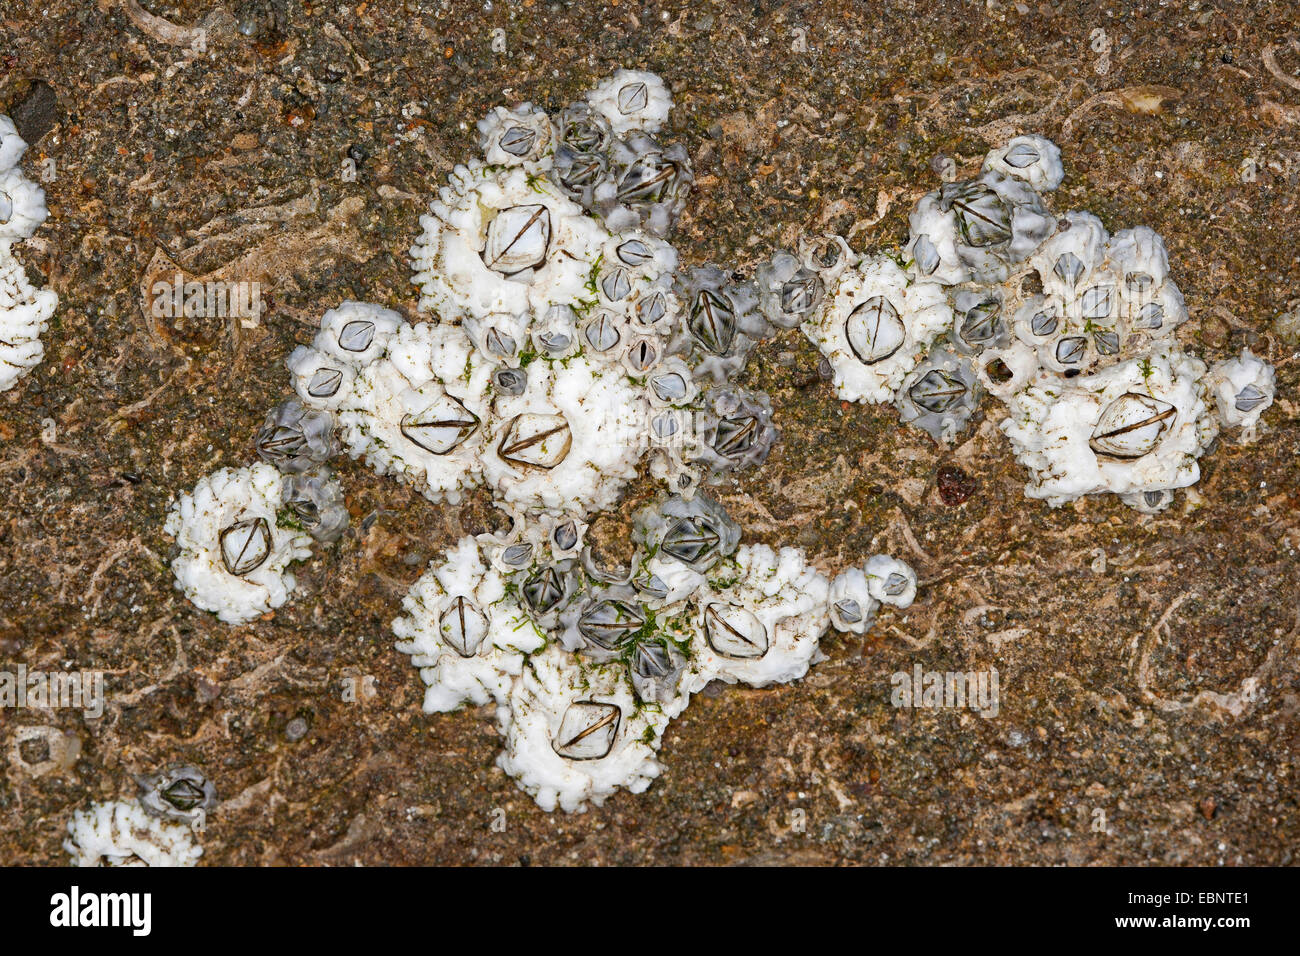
[1000,346,1217,506]
[64,800,202,867]
[136,764,217,824]
[164,463,313,624]
[477,102,554,168]
[0,114,57,393]
[689,385,779,478]
[895,346,981,444]
[803,253,954,404]
[1208,348,1275,433]
[254,399,339,473]
[281,467,349,544]
[586,69,673,135]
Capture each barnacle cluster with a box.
[395,492,914,811]
[802,135,1276,510]
[160,72,918,812]
[0,114,56,393]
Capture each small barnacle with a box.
[1080,285,1113,321]
[496,413,574,469]
[492,367,527,396]
[281,468,349,544]
[909,368,968,413]
[440,595,490,657]
[635,492,741,572]
[577,599,645,652]
[599,266,633,302]
[1031,308,1059,337]
[1120,488,1175,514]
[1208,348,1276,432]
[255,399,339,473]
[137,764,217,824]
[1054,251,1085,288]
[629,637,687,705]
[941,181,1013,248]
[625,337,660,373]
[522,565,570,616]
[1094,328,1121,356]
[957,298,1003,348]
[551,517,582,554]
[550,145,611,206]
[552,701,621,760]
[556,102,613,153]
[485,326,518,358]
[865,554,918,608]
[477,102,553,167]
[482,203,552,276]
[219,517,272,576]
[911,234,941,276]
[896,346,981,445]
[502,543,535,568]
[1089,392,1176,459]
[687,287,738,355]
[582,312,622,352]
[691,386,779,477]
[755,251,825,329]
[399,392,481,455]
[1135,301,1165,330]
[846,296,906,365]
[704,602,769,660]
[1056,336,1087,366]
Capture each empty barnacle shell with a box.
[557,102,612,152]
[492,367,527,396]
[136,765,217,823]
[552,701,621,760]
[255,399,338,473]
[941,181,1013,247]
[909,368,969,413]
[845,296,906,365]
[522,565,568,615]
[1089,392,1177,459]
[281,468,349,544]
[578,599,645,651]
[583,313,622,352]
[703,602,769,660]
[497,413,573,469]
[219,517,272,576]
[439,595,489,658]
[400,393,480,455]
[482,204,552,276]
[1056,336,1087,365]
[688,288,737,355]
[959,300,1002,346]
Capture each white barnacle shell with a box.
[316,300,402,365]
[480,354,648,515]
[477,102,555,168]
[684,544,831,688]
[982,135,1064,193]
[65,800,202,867]
[164,463,312,625]
[495,645,668,812]
[999,345,1218,506]
[1208,348,1275,433]
[827,568,879,634]
[0,250,58,392]
[410,162,609,322]
[586,69,673,134]
[803,253,954,404]
[335,321,494,504]
[393,536,544,713]
[864,555,918,608]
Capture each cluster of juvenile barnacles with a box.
[155,76,1280,824]
[0,114,57,393]
[801,135,1277,510]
